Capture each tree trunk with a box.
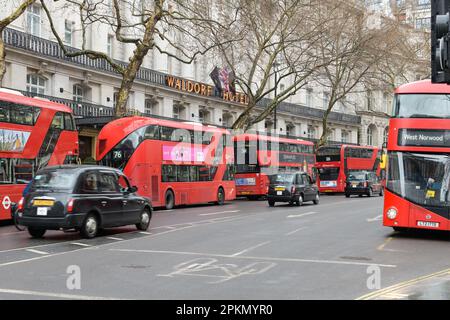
[317,108,332,148]
[0,36,5,87]
[232,105,253,130]
[114,47,148,118]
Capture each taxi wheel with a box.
[295,195,303,206]
[367,188,373,197]
[136,208,151,231]
[313,193,320,205]
[28,227,46,239]
[268,200,275,207]
[345,193,350,198]
[80,213,99,239]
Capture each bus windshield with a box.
[318,167,340,180]
[394,94,450,119]
[387,152,450,207]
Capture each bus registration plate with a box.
[417,221,439,228]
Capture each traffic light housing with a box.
[432,0,450,83]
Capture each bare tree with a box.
[40,0,237,117]
[207,0,335,131]
[0,0,36,85]
[314,2,412,148]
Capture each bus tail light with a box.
[18,197,24,211]
[67,199,75,213]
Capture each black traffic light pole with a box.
[432,0,450,83]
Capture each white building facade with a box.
[0,1,421,161]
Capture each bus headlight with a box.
[386,208,397,220]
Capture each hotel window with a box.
[64,20,74,46]
[26,74,46,94]
[107,35,114,57]
[26,4,41,37]
[307,125,315,139]
[417,0,430,7]
[145,99,157,115]
[341,131,349,143]
[173,105,180,119]
[323,92,330,109]
[415,17,430,30]
[73,85,84,102]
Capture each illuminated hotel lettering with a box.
[165,75,249,105]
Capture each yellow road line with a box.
[356,267,450,300]
[377,237,393,251]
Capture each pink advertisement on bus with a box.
[163,145,206,162]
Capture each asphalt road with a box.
[0,194,450,300]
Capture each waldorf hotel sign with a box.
[398,129,450,147]
[165,75,250,105]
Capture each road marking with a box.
[110,249,396,268]
[199,210,240,216]
[70,242,91,247]
[287,212,316,219]
[356,267,450,300]
[139,231,152,235]
[25,249,48,255]
[231,241,271,257]
[285,227,306,236]
[367,214,383,222]
[0,288,124,300]
[106,237,123,241]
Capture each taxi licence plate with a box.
[33,200,55,206]
[275,187,285,191]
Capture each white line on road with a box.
[106,237,123,241]
[0,288,124,300]
[367,214,383,222]
[287,212,316,219]
[139,231,152,235]
[70,242,91,247]
[231,241,271,257]
[285,227,306,236]
[25,249,48,255]
[110,248,396,268]
[199,210,240,216]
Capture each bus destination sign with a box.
[398,129,450,147]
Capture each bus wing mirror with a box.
[129,186,138,193]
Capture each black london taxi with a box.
[267,172,319,207]
[17,165,152,239]
[344,170,384,198]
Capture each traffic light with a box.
[432,0,450,83]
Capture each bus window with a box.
[177,166,190,182]
[0,103,10,122]
[10,105,34,125]
[64,113,76,131]
[162,165,177,182]
[51,112,65,129]
[144,125,160,140]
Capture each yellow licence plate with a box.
[275,187,285,191]
[240,191,251,195]
[33,200,54,207]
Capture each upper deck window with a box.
[0,101,40,125]
[393,94,450,119]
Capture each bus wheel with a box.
[165,190,175,210]
[28,227,46,239]
[217,188,225,205]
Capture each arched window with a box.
[26,74,46,94]
[222,113,233,127]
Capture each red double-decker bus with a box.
[0,89,79,221]
[315,144,381,193]
[383,80,450,232]
[234,133,315,199]
[97,116,235,209]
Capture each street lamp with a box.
[273,60,280,134]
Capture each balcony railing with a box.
[3,27,361,126]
